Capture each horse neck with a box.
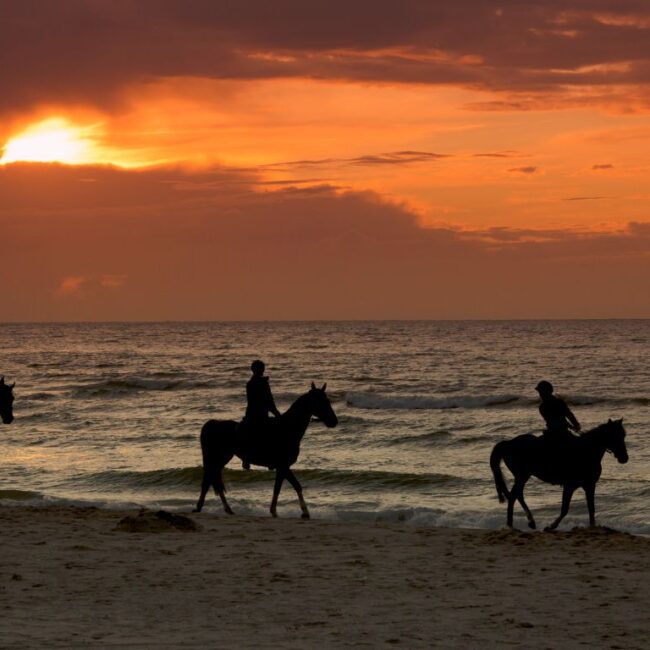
[580,424,610,460]
[282,394,312,439]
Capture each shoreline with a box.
[2,504,649,648]
[3,490,647,538]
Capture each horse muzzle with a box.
[616,452,629,464]
[324,415,338,428]
[1,414,13,425]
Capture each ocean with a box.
[1,321,648,532]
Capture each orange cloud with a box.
[508,166,538,174]
[100,274,128,289]
[55,276,87,297]
[53,273,128,299]
[4,163,649,320]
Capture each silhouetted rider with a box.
[535,380,581,443]
[245,359,281,423]
[240,360,281,469]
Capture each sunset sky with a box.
[2,0,650,320]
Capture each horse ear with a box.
[10,382,15,389]
[311,381,316,390]
[321,383,327,392]
[608,418,612,424]
[0,376,4,385]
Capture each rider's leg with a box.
[238,419,252,470]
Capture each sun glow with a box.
[0,118,98,165]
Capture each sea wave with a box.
[0,489,43,501]
[569,395,650,407]
[22,392,58,401]
[346,392,521,410]
[70,376,218,396]
[69,466,467,491]
[385,430,454,446]
[346,391,650,410]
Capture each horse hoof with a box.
[528,521,536,530]
[225,508,235,515]
[192,508,201,513]
[301,513,310,520]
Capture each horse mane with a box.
[581,421,608,437]
[579,420,620,445]
[282,391,312,418]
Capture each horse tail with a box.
[490,441,510,503]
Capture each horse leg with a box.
[584,483,597,527]
[512,478,536,530]
[211,469,234,515]
[546,484,575,531]
[193,471,211,513]
[270,469,285,517]
[506,485,517,528]
[284,469,310,519]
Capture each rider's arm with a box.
[564,402,581,432]
[265,383,281,417]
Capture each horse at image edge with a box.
[0,376,15,424]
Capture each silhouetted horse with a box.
[490,419,628,530]
[194,383,338,518]
[0,376,15,424]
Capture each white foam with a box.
[2,493,648,535]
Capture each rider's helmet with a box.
[251,359,265,375]
[535,380,553,395]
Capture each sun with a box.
[0,118,97,165]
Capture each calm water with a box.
[0,321,648,532]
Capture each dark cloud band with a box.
[2,1,649,115]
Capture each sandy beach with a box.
[1,505,648,648]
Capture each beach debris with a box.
[114,510,202,533]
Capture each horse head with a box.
[604,418,628,464]
[308,382,338,428]
[0,376,15,424]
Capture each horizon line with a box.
[2,317,650,325]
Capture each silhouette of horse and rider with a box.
[491,380,628,530]
[195,360,338,518]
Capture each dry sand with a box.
[1,505,649,649]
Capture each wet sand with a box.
[1,505,649,648]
